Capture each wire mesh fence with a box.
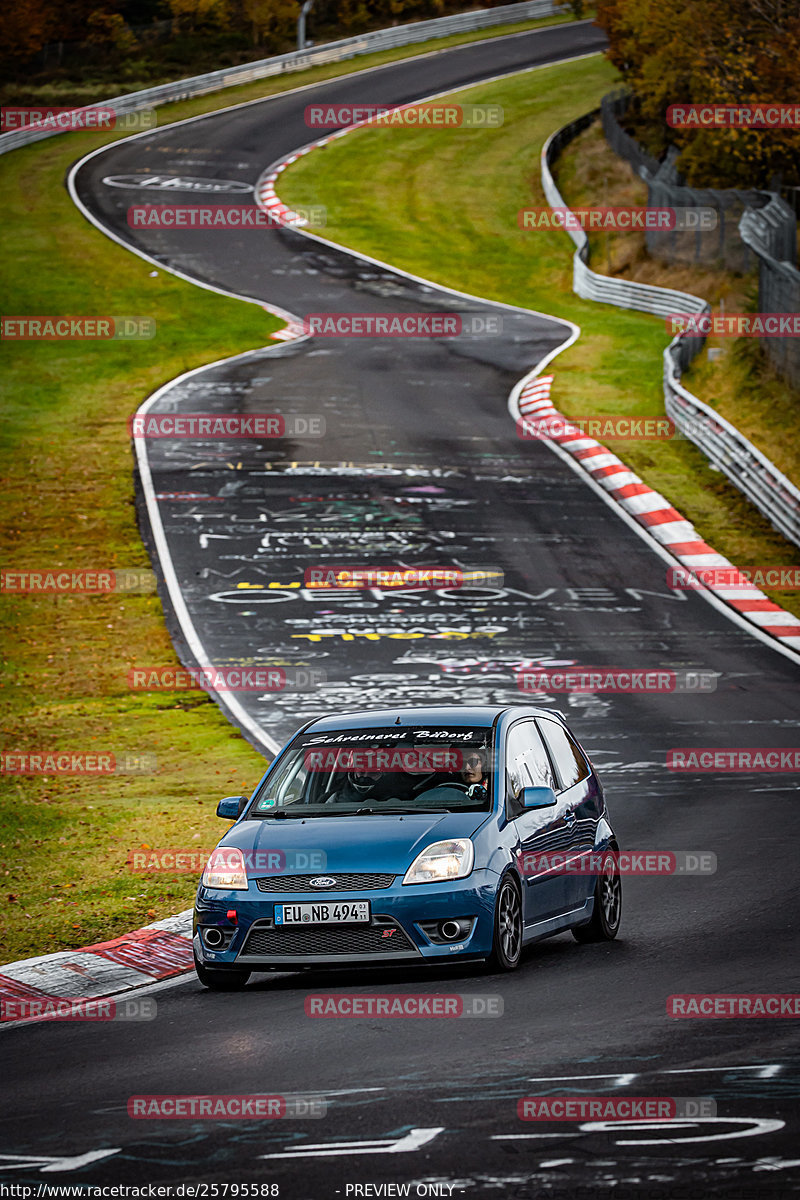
[740,198,800,388]
[543,111,800,551]
[601,89,800,390]
[601,90,772,273]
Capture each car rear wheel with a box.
[194,953,251,991]
[488,877,523,970]
[572,850,621,943]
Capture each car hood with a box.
[218,810,490,875]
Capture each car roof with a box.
[301,705,565,732]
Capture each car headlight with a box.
[402,838,474,885]
[202,847,248,890]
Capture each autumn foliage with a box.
[0,0,475,74]
[596,0,800,188]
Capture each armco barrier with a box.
[542,113,800,551]
[0,0,557,158]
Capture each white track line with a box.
[258,66,800,668]
[65,34,598,757]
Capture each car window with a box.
[537,718,590,792]
[505,720,555,808]
[250,725,493,816]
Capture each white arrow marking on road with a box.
[259,1128,443,1159]
[661,1064,782,1079]
[527,1073,638,1087]
[0,1150,120,1173]
[754,1157,800,1172]
[492,1135,582,1141]
[579,1117,785,1145]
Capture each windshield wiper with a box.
[352,806,435,815]
[258,809,306,818]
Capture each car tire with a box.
[488,876,523,970]
[572,850,622,943]
[194,953,251,991]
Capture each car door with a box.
[505,719,572,923]
[537,717,600,909]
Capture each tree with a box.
[238,0,297,47]
[596,0,800,188]
[166,0,231,32]
[0,0,52,64]
[86,9,139,50]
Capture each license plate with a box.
[274,901,371,925]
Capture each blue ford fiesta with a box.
[193,705,621,989]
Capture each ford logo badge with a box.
[309,876,337,888]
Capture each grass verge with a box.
[0,8,591,965]
[0,132,282,963]
[279,55,800,618]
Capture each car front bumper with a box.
[194,871,498,970]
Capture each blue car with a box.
[193,705,621,989]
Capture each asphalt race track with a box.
[3,20,800,1199]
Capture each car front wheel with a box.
[488,877,523,970]
[194,953,251,991]
[572,850,622,943]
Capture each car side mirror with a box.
[521,785,557,809]
[216,795,247,819]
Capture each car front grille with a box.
[255,872,396,893]
[240,917,415,958]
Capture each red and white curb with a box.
[261,120,800,658]
[515,375,800,651]
[0,911,193,1022]
[256,143,326,351]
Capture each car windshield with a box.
[250,725,494,817]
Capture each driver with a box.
[459,748,489,799]
[325,769,381,805]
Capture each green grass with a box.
[0,105,282,965]
[0,7,591,966]
[279,55,800,619]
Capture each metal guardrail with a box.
[541,113,800,551]
[740,196,800,390]
[0,0,557,158]
[541,115,709,321]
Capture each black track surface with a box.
[3,22,799,1199]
